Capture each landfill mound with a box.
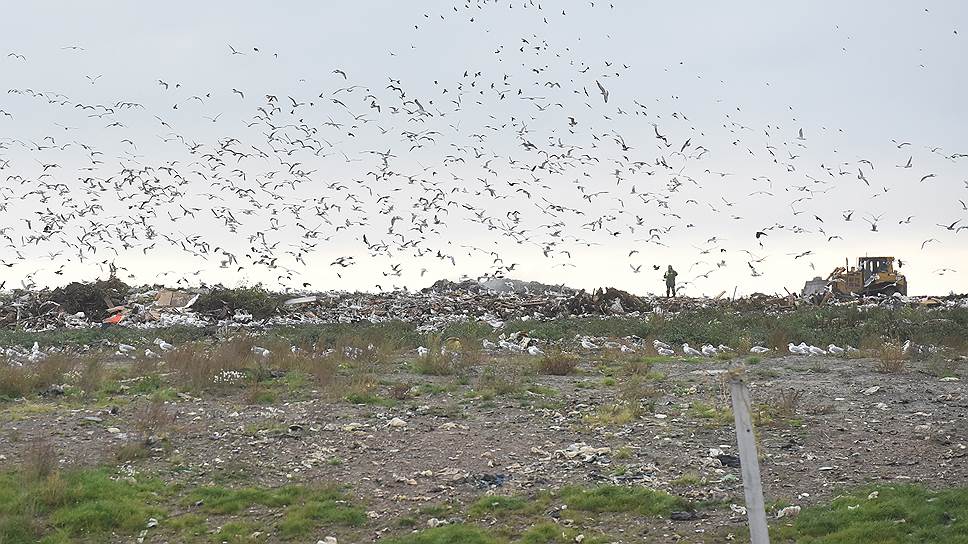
[0,277,966,332]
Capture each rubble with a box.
[0,277,966,333]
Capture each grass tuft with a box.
[535,351,579,376]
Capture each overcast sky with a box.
[1,1,966,296]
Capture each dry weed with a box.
[535,350,580,376]
[24,439,58,481]
[769,388,804,418]
[876,342,907,373]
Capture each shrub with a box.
[413,336,451,376]
[769,388,804,419]
[0,354,75,400]
[535,351,579,376]
[876,342,907,374]
[193,285,283,319]
[165,336,252,390]
[584,403,638,426]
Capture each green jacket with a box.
[664,269,677,285]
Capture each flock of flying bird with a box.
[0,1,965,294]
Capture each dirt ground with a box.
[1,352,966,543]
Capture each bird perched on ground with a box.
[580,338,600,350]
[750,346,770,354]
[807,344,827,356]
[416,346,430,357]
[656,346,675,356]
[701,344,718,357]
[827,344,845,356]
[252,346,271,358]
[527,345,544,356]
[153,338,173,351]
[682,343,702,356]
[482,339,497,350]
[28,342,43,362]
[788,343,807,355]
[653,339,672,350]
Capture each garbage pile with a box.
[0,278,966,333]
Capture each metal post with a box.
[730,378,771,544]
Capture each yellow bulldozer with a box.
[802,256,907,298]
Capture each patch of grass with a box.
[535,351,579,376]
[164,337,253,391]
[559,485,689,517]
[772,484,968,543]
[413,335,471,376]
[130,374,164,394]
[875,342,907,374]
[613,446,633,460]
[209,520,264,544]
[345,390,397,406]
[0,353,75,400]
[670,472,703,487]
[383,524,501,544]
[0,467,164,544]
[767,388,804,420]
[583,403,639,426]
[188,485,302,514]
[278,487,367,537]
[187,484,364,538]
[518,522,610,544]
[687,401,733,426]
[0,325,208,350]
[473,365,524,399]
[468,495,537,518]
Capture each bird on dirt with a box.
[827,344,845,356]
[527,345,544,356]
[653,339,672,350]
[701,344,718,356]
[807,344,827,356]
[153,338,174,351]
[750,346,770,354]
[682,343,703,356]
[482,339,497,350]
[416,346,430,357]
[788,343,807,355]
[252,346,271,358]
[580,338,600,350]
[656,346,675,356]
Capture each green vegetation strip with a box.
[0,468,163,544]
[2,304,967,351]
[772,485,968,543]
[186,484,366,539]
[0,469,364,544]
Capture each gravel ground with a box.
[1,352,965,543]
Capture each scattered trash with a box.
[1,277,966,334]
[776,505,801,519]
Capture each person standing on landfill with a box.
[664,265,678,298]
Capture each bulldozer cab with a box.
[858,257,893,283]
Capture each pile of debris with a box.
[0,278,966,333]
